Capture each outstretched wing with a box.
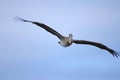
[73,40,120,58]
[16,17,64,39]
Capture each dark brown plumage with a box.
[17,17,64,39]
[73,40,120,58]
[16,17,120,58]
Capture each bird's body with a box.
[16,17,120,58]
[59,36,72,47]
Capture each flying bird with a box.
[16,17,120,58]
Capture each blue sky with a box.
[0,0,120,80]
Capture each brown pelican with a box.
[16,17,119,58]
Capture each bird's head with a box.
[69,34,73,38]
[68,34,73,43]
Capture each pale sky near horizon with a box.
[0,0,120,80]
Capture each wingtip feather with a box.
[112,51,120,58]
[14,17,29,22]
